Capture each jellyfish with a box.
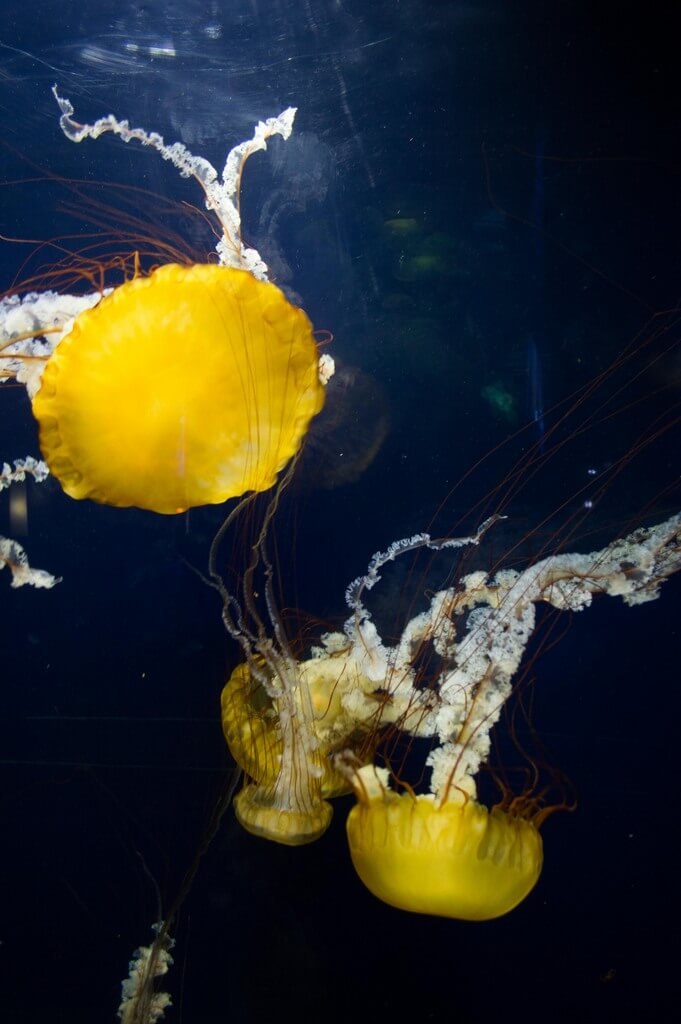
[210,467,377,846]
[217,501,681,918]
[0,90,332,522]
[1,89,678,1004]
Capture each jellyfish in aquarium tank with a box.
[0,66,679,1024]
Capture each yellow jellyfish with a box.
[1,90,330,516]
[32,263,324,513]
[220,654,336,845]
[220,651,377,845]
[345,769,543,921]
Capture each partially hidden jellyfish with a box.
[0,88,332,536]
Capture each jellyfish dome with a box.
[346,769,543,921]
[1,92,331,518]
[32,263,324,514]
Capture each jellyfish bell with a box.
[31,262,324,513]
[220,657,335,846]
[220,649,379,845]
[1,91,331,521]
[345,766,543,921]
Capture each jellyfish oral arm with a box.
[333,512,681,802]
[52,87,296,282]
[0,456,49,490]
[0,460,59,589]
[0,535,61,589]
[118,930,174,1024]
[217,106,297,275]
[1,289,106,397]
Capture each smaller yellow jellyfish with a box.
[220,647,376,846]
[221,657,335,845]
[345,767,542,921]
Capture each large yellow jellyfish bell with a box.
[31,263,325,513]
[346,768,543,920]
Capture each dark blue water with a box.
[1,2,679,1021]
